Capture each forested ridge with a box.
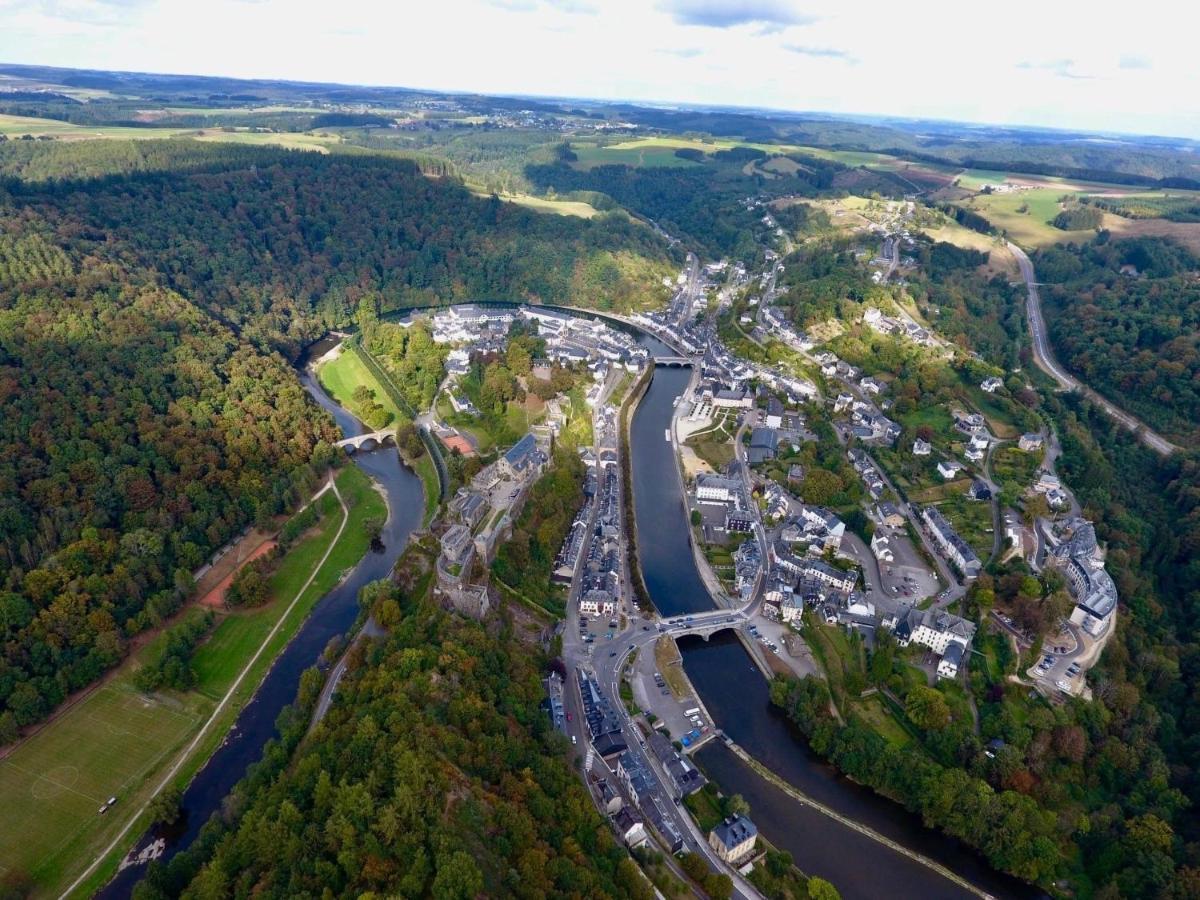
[0,258,339,741]
[3,141,675,354]
[0,141,675,743]
[1035,236,1200,443]
[134,587,652,900]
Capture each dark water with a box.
[682,634,1039,899]
[628,365,1038,900]
[629,365,714,617]
[100,339,423,897]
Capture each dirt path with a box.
[198,540,277,608]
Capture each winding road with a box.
[1007,241,1180,456]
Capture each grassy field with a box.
[0,466,381,897]
[896,403,958,444]
[0,114,192,140]
[189,129,338,152]
[318,347,406,426]
[920,218,1016,276]
[958,188,1086,247]
[570,141,701,169]
[469,189,599,218]
[0,113,337,153]
[412,453,440,528]
[856,695,913,747]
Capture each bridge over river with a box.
[335,428,397,452]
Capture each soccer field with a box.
[0,683,207,887]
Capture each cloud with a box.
[783,43,854,61]
[1016,58,1092,80]
[657,47,704,58]
[1118,54,1151,70]
[489,0,597,11]
[14,0,154,27]
[659,0,816,29]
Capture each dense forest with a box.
[773,240,892,326]
[908,241,1028,369]
[1035,235,1200,443]
[0,261,338,742]
[133,585,652,900]
[0,140,676,741]
[525,147,844,260]
[2,142,676,354]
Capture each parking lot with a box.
[873,523,940,603]
[628,639,715,749]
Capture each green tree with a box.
[147,784,182,826]
[431,850,484,900]
[808,876,841,900]
[906,686,951,731]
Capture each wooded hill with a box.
[1035,235,1200,444]
[0,141,675,743]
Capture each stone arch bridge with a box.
[335,428,397,453]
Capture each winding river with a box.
[100,337,424,897]
[628,362,1039,900]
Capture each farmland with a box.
[0,113,339,152]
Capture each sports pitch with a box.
[0,684,206,887]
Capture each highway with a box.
[1008,241,1180,456]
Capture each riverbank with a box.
[314,343,441,528]
[623,355,1033,899]
[0,466,381,899]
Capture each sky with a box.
[1,0,1198,139]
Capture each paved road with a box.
[1008,241,1179,456]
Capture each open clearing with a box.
[469,189,599,218]
[570,141,700,169]
[318,346,406,426]
[0,114,339,152]
[1099,212,1200,255]
[0,466,380,897]
[0,114,192,140]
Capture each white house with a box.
[938,460,963,480]
[980,377,1004,393]
[913,438,932,456]
[696,473,741,504]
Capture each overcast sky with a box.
[2,0,1198,139]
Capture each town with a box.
[401,194,1121,889]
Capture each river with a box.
[100,337,424,897]
[628,362,1038,900]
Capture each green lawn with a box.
[856,696,913,747]
[0,466,383,897]
[935,494,995,561]
[0,114,338,153]
[963,187,1094,248]
[897,403,958,443]
[318,348,406,427]
[413,453,440,528]
[991,446,1041,495]
[0,681,206,893]
[191,489,343,698]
